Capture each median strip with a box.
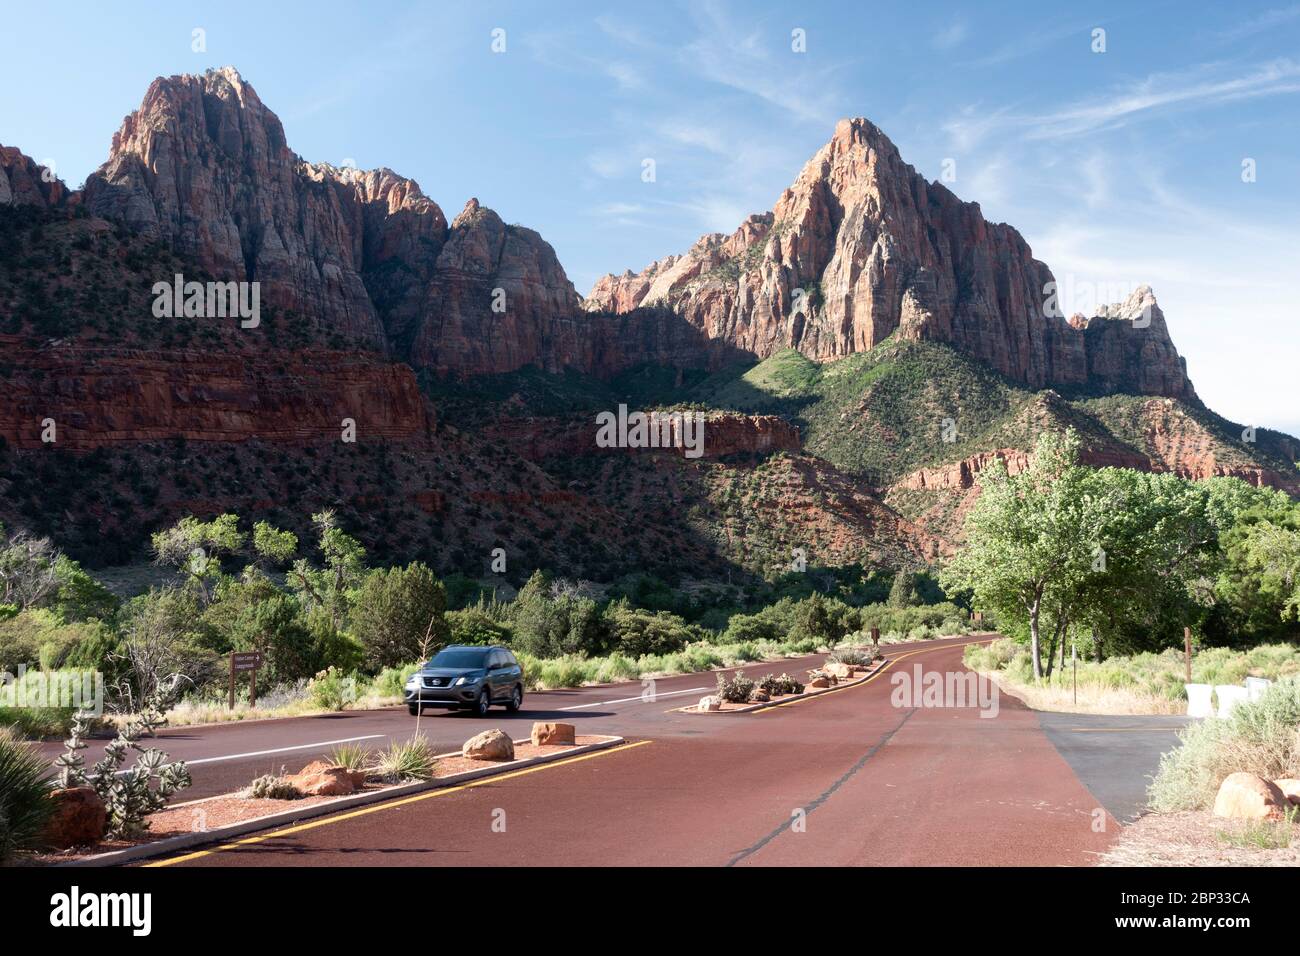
[56,734,637,868]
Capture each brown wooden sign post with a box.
[229,650,263,710]
[1184,627,1193,683]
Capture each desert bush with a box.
[447,605,512,646]
[828,647,877,667]
[603,600,704,658]
[309,666,358,711]
[1149,676,1300,812]
[373,735,436,782]
[716,670,755,703]
[369,663,420,699]
[0,727,53,861]
[758,673,804,696]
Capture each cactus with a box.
[53,693,192,838]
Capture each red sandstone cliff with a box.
[0,340,434,451]
[479,412,801,462]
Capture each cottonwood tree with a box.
[941,430,1106,679]
[1071,469,1218,659]
[943,430,1236,677]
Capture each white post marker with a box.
[1184,683,1214,718]
[1215,684,1249,719]
[1244,676,1272,702]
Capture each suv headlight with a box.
[405,674,418,687]
[454,675,480,686]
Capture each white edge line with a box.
[558,686,710,711]
[119,734,388,774]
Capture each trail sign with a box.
[229,651,264,709]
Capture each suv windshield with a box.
[428,648,490,669]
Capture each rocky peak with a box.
[77,68,585,373]
[0,145,67,207]
[586,117,1198,402]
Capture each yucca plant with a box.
[372,736,436,783]
[0,728,54,862]
[327,741,373,773]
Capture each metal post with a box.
[1072,641,1077,707]
[250,667,257,709]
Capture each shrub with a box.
[604,601,701,658]
[244,769,300,800]
[351,562,448,671]
[716,670,755,703]
[1149,676,1300,812]
[0,728,53,861]
[447,606,512,646]
[373,735,437,782]
[328,742,373,773]
[828,647,876,667]
[758,673,804,696]
[309,667,357,711]
[370,663,419,699]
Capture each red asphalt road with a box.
[149,639,1118,867]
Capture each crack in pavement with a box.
[725,707,918,867]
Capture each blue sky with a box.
[3,1,1298,435]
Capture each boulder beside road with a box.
[530,722,576,746]
[1212,772,1290,820]
[288,760,357,797]
[42,787,107,848]
[463,729,515,761]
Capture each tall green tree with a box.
[350,562,448,670]
[941,430,1102,678]
[287,510,366,632]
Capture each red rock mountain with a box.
[75,70,1195,397]
[587,118,1196,401]
[81,67,582,368]
[1,146,66,207]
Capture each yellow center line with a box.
[757,636,1000,713]
[145,739,654,867]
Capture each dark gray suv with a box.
[404,645,524,717]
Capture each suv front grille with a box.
[423,676,448,688]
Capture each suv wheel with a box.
[407,703,420,716]
[473,689,491,717]
[506,685,523,712]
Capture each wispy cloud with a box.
[1025,58,1300,140]
[678,0,850,126]
[945,59,1300,147]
